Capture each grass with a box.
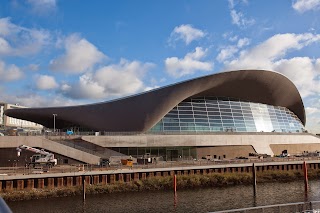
[1,170,319,202]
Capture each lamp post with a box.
[53,114,57,133]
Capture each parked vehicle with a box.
[16,145,57,168]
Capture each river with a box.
[7,180,320,213]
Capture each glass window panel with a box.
[235,123,246,127]
[163,118,179,122]
[179,118,195,123]
[179,102,192,106]
[209,119,222,123]
[178,106,193,111]
[194,111,208,115]
[206,102,219,107]
[179,123,194,127]
[231,106,242,110]
[220,108,232,113]
[231,109,243,113]
[194,123,210,126]
[179,114,194,119]
[207,112,221,116]
[208,116,222,120]
[163,123,180,127]
[210,127,223,131]
[163,127,180,131]
[232,113,243,117]
[218,104,231,109]
[178,111,194,115]
[222,123,236,127]
[236,128,247,132]
[221,115,233,120]
[193,106,206,110]
[222,120,234,124]
[193,115,208,119]
[180,127,195,131]
[194,119,209,123]
[165,112,178,118]
[210,123,223,127]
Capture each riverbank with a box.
[2,170,319,202]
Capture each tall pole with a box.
[53,114,57,133]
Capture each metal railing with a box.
[211,201,320,213]
[10,131,312,137]
[53,140,108,159]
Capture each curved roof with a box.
[5,70,306,131]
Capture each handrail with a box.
[211,201,320,213]
[54,140,106,158]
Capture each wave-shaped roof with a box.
[5,70,305,131]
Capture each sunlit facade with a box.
[150,97,304,133]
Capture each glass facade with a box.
[149,97,304,133]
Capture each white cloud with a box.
[237,37,250,48]
[27,0,57,13]
[27,64,40,71]
[217,46,238,62]
[168,24,206,45]
[35,75,59,90]
[165,47,213,78]
[221,33,320,99]
[230,10,255,28]
[216,37,250,62]
[273,57,320,97]
[50,34,106,74]
[0,17,51,56]
[225,33,320,70]
[228,0,255,28]
[1,92,80,108]
[306,107,320,115]
[60,59,155,99]
[0,60,24,82]
[292,0,320,13]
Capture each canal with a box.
[7,180,320,213]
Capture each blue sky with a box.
[1,0,320,132]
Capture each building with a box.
[3,70,320,161]
[0,102,42,130]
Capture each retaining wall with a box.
[1,160,319,191]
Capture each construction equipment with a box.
[16,145,57,168]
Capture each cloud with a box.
[216,46,238,62]
[165,47,213,78]
[292,0,320,13]
[230,10,255,28]
[306,107,320,115]
[27,0,57,14]
[0,60,24,81]
[1,92,80,108]
[216,37,250,62]
[225,33,320,70]
[221,33,320,98]
[168,24,206,45]
[0,17,51,56]
[60,59,155,99]
[49,34,106,74]
[35,75,59,90]
[237,37,250,48]
[228,0,254,28]
[27,64,40,71]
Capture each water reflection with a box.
[7,180,320,213]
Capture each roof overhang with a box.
[5,70,305,131]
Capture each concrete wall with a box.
[82,133,320,156]
[0,136,100,164]
[196,145,255,160]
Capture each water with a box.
[7,180,320,213]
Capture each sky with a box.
[0,0,320,132]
